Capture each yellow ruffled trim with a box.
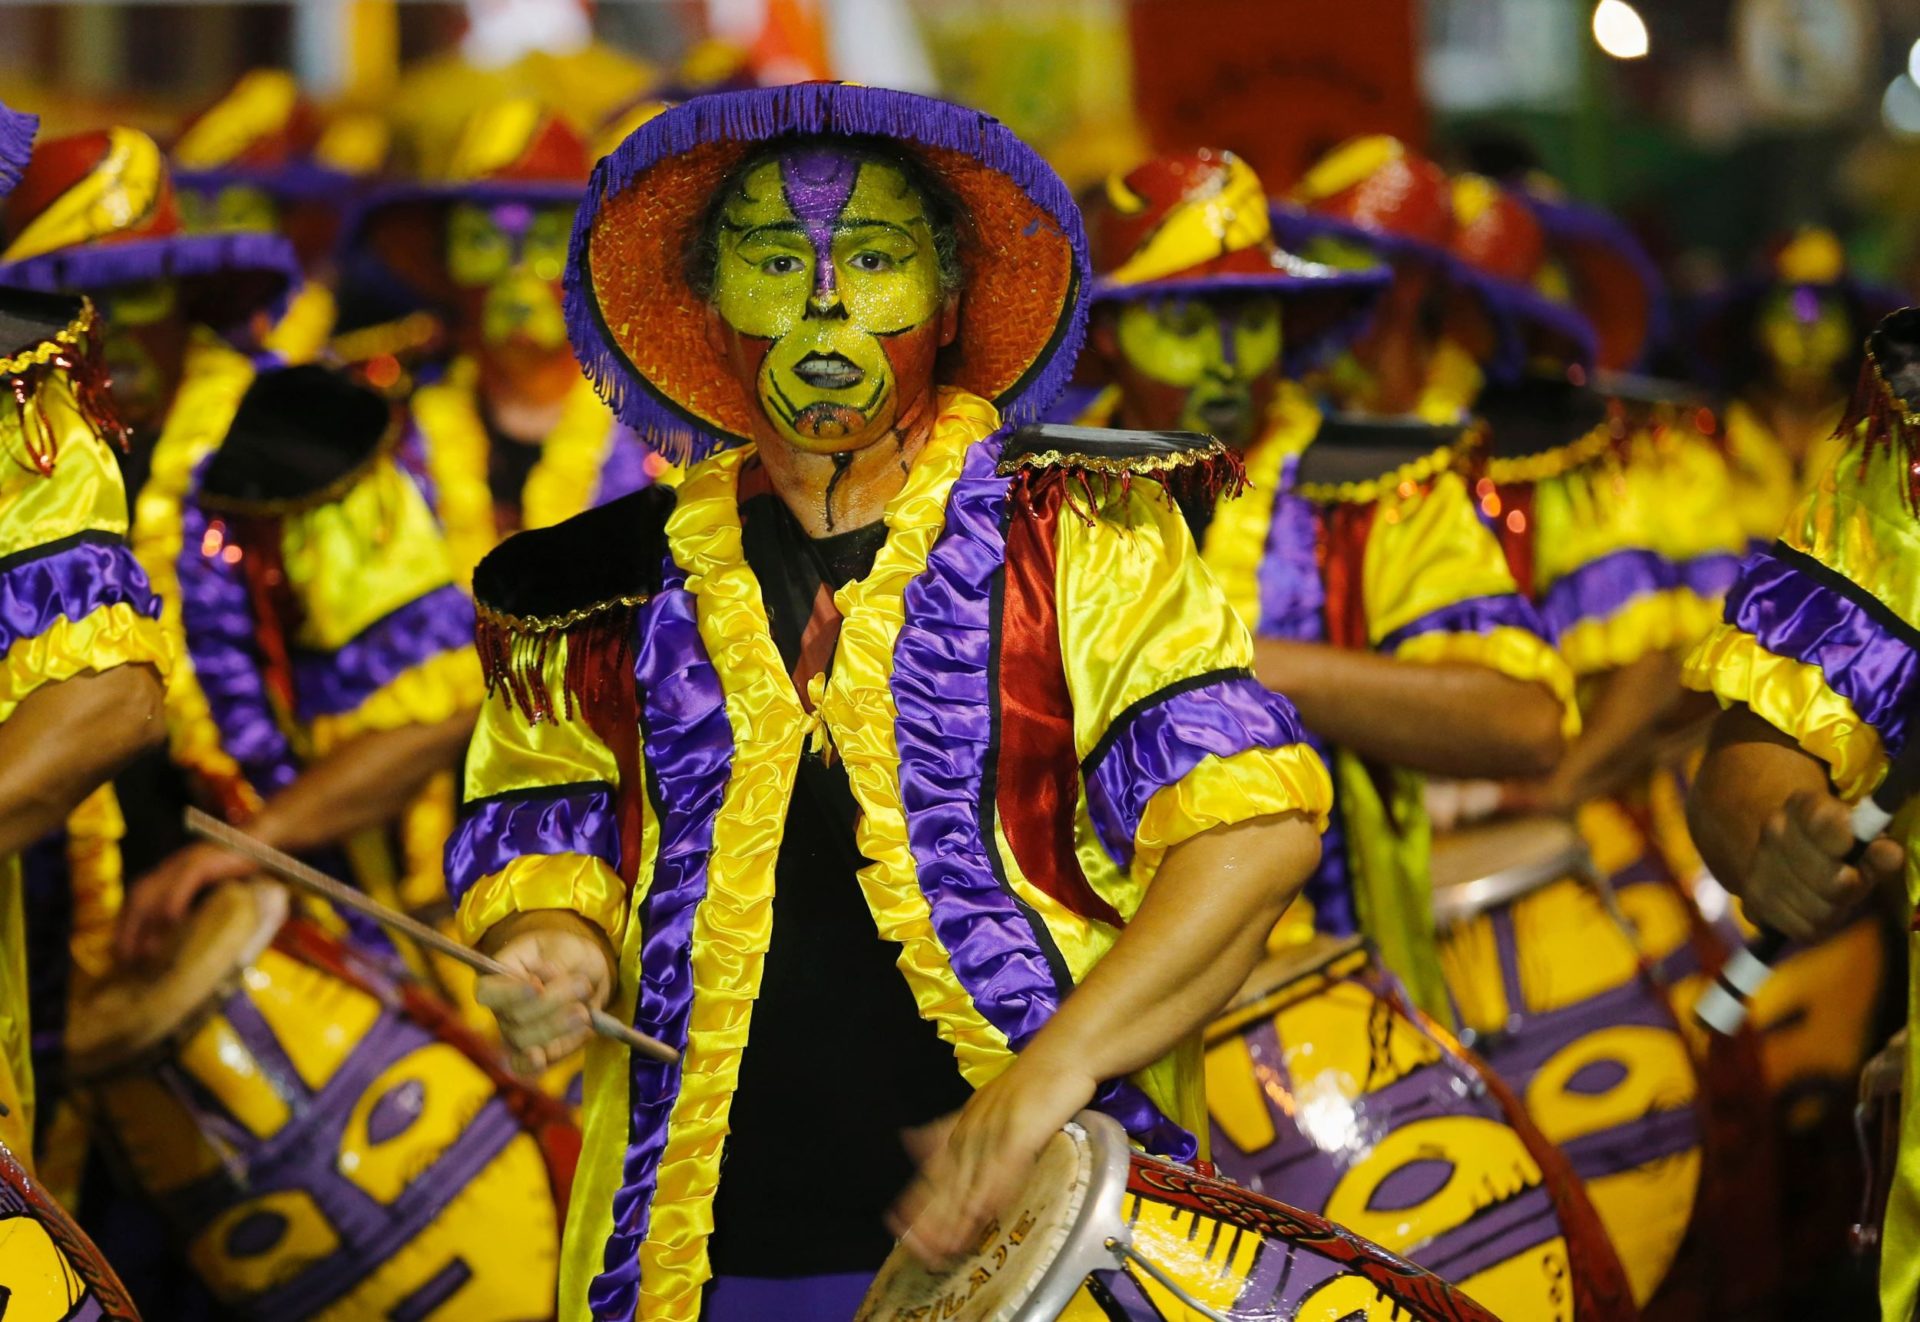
[454,853,631,948]
[1555,587,1685,679]
[0,604,169,723]
[1485,420,1618,485]
[304,646,485,759]
[642,445,805,1318]
[1132,743,1333,887]
[522,377,618,532]
[62,783,125,983]
[1395,624,1582,739]
[261,282,336,366]
[1682,622,1886,800]
[410,362,499,589]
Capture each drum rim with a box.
[1431,817,1595,926]
[1014,1111,1134,1321]
[65,881,288,1081]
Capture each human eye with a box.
[848,250,894,273]
[761,253,805,276]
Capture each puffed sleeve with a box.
[1055,480,1333,894]
[1365,469,1579,736]
[1684,438,1919,799]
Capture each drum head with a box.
[856,1112,1131,1322]
[65,880,286,1080]
[1431,815,1591,925]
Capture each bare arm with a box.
[898,810,1323,1261]
[118,709,477,959]
[0,663,166,857]
[1507,650,1681,813]
[1254,638,1565,779]
[1687,705,1904,940]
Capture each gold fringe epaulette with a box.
[1843,309,1920,514]
[997,422,1246,517]
[474,593,647,727]
[197,412,405,517]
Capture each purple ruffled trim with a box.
[0,534,160,656]
[288,584,474,723]
[567,83,1090,460]
[1724,547,1919,758]
[0,100,37,202]
[1536,546,1671,646]
[0,230,301,330]
[1083,672,1310,870]
[1526,194,1670,368]
[1257,470,1326,642]
[177,496,300,797]
[589,560,733,1322]
[1678,551,1742,604]
[444,784,620,903]
[1377,592,1549,655]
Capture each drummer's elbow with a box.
[1502,690,1567,779]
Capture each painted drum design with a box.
[858,1109,1501,1322]
[1204,935,1596,1322]
[64,884,576,1321]
[1432,815,1704,1306]
[0,1137,142,1321]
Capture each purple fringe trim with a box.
[0,101,38,202]
[0,535,160,656]
[566,83,1091,461]
[589,560,732,1321]
[0,230,301,331]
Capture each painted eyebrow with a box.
[834,217,923,237]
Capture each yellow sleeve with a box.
[1684,437,1920,799]
[1055,480,1332,891]
[1362,471,1578,735]
[448,634,632,947]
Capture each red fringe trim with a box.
[1841,353,1920,516]
[3,332,130,476]
[476,605,641,727]
[1007,446,1248,526]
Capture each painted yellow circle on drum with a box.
[1324,1115,1544,1253]
[1294,1273,1425,1320]
[338,1043,498,1203]
[188,1188,340,1298]
[0,1214,101,1322]
[1453,1241,1576,1322]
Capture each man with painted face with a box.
[1077,149,1574,1015]
[445,87,1333,1320]
[346,99,662,585]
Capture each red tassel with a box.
[1,313,131,475]
[1844,354,1920,516]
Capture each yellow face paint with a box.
[710,153,946,451]
[1760,287,1850,389]
[1114,295,1282,444]
[446,202,573,351]
[179,183,279,236]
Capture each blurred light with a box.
[1592,1,1649,60]
[1909,38,1920,86]
[1885,75,1920,137]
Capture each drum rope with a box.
[1105,1239,1235,1321]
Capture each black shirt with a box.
[705,491,972,1277]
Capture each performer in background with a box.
[447,84,1331,1320]
[1684,305,1919,1319]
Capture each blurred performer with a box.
[343,98,662,583]
[1076,148,1573,1016]
[1699,227,1905,550]
[1684,306,1920,1321]
[171,68,393,365]
[447,85,1331,1319]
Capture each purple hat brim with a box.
[1525,194,1669,368]
[0,231,302,330]
[177,162,365,205]
[0,102,38,202]
[565,82,1091,460]
[1088,265,1390,375]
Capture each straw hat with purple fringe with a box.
[0,100,38,203]
[172,69,390,219]
[1081,148,1388,375]
[1445,173,1597,380]
[0,125,300,332]
[564,82,1089,463]
[1522,186,1667,374]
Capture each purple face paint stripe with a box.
[588,561,735,1322]
[779,146,861,302]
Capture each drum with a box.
[65,882,578,1320]
[1203,935,1629,1322]
[857,1110,1501,1322]
[0,1135,142,1321]
[1431,816,1704,1305]
[1854,1028,1906,1258]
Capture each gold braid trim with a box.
[472,593,651,638]
[0,299,95,374]
[328,310,444,365]
[1296,443,1458,505]
[995,441,1230,480]
[195,411,406,517]
[1483,418,1621,485]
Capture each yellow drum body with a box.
[69,891,570,1320]
[1204,938,1606,1322]
[0,1136,141,1321]
[1433,818,1703,1306]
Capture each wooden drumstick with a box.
[183,808,678,1064]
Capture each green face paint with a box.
[1114,295,1282,445]
[710,152,947,452]
[445,201,573,351]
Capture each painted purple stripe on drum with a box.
[444,784,620,905]
[289,584,475,722]
[1724,544,1920,758]
[1416,1184,1568,1283]
[589,563,730,1322]
[892,432,1197,1162]
[1537,546,1672,644]
[1375,592,1548,656]
[1555,1107,1703,1184]
[177,495,302,797]
[1082,672,1310,869]
[387,1258,473,1322]
[0,532,161,656]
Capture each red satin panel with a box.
[231,512,300,719]
[997,477,1125,929]
[1316,500,1377,652]
[1493,482,1537,599]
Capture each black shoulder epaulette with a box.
[199,365,394,513]
[996,422,1243,504]
[1295,414,1470,498]
[1476,377,1613,464]
[0,289,85,358]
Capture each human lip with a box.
[792,352,865,390]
